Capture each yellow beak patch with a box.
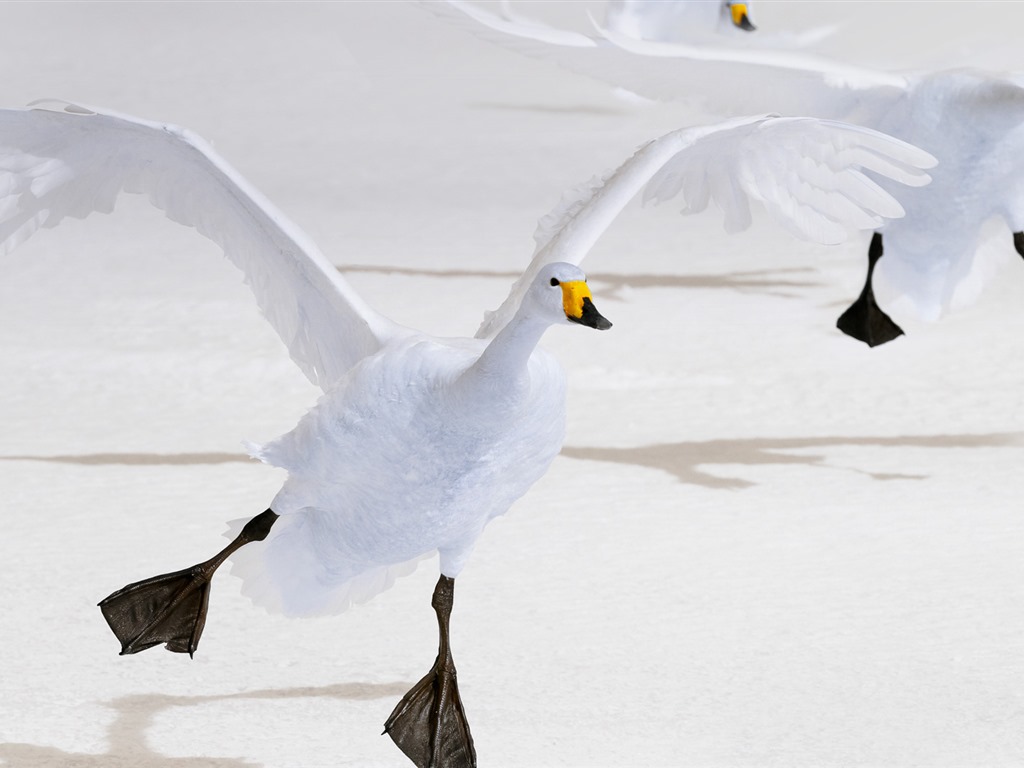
[560,280,594,321]
[731,3,749,26]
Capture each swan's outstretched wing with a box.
[477,114,936,338]
[0,101,404,391]
[432,1,905,119]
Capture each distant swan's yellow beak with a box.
[561,280,612,330]
[730,3,756,31]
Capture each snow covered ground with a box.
[1,2,1023,766]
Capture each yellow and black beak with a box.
[730,3,756,31]
[561,280,612,330]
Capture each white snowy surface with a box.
[0,2,1022,767]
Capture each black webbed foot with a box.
[836,290,905,347]
[98,560,215,656]
[384,654,475,768]
[836,232,904,347]
[384,575,477,768]
[98,508,278,657]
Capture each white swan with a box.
[605,0,758,41]
[602,0,841,50]
[437,0,1024,346]
[0,100,932,766]
[499,1,834,48]
[601,1,837,48]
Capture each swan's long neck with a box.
[458,310,550,409]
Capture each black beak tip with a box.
[738,14,756,31]
[570,296,612,330]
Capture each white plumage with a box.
[438,1,1024,325]
[0,101,933,617]
[239,330,567,615]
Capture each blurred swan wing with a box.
[477,114,935,338]
[0,101,404,391]
[433,0,906,119]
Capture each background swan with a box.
[496,1,839,49]
[0,100,930,765]
[605,0,759,40]
[601,0,839,47]
[438,0,1024,345]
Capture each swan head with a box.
[529,263,612,331]
[725,1,756,32]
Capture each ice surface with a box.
[0,2,1023,767]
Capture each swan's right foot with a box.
[98,508,278,657]
[384,575,477,768]
[836,232,904,347]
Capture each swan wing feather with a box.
[0,100,403,390]
[477,114,935,338]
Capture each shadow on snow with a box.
[560,432,1024,489]
[0,681,412,767]
[2,432,1020,489]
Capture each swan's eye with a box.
[550,278,560,287]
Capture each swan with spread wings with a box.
[439,0,1024,346]
[0,101,931,767]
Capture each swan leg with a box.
[836,232,905,347]
[97,508,278,658]
[384,575,477,768]
[1013,231,1024,259]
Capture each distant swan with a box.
[605,0,758,41]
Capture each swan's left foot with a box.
[98,508,278,657]
[384,575,477,768]
[836,232,904,347]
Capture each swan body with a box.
[243,307,568,616]
[0,99,932,762]
[867,72,1024,315]
[439,1,1024,325]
